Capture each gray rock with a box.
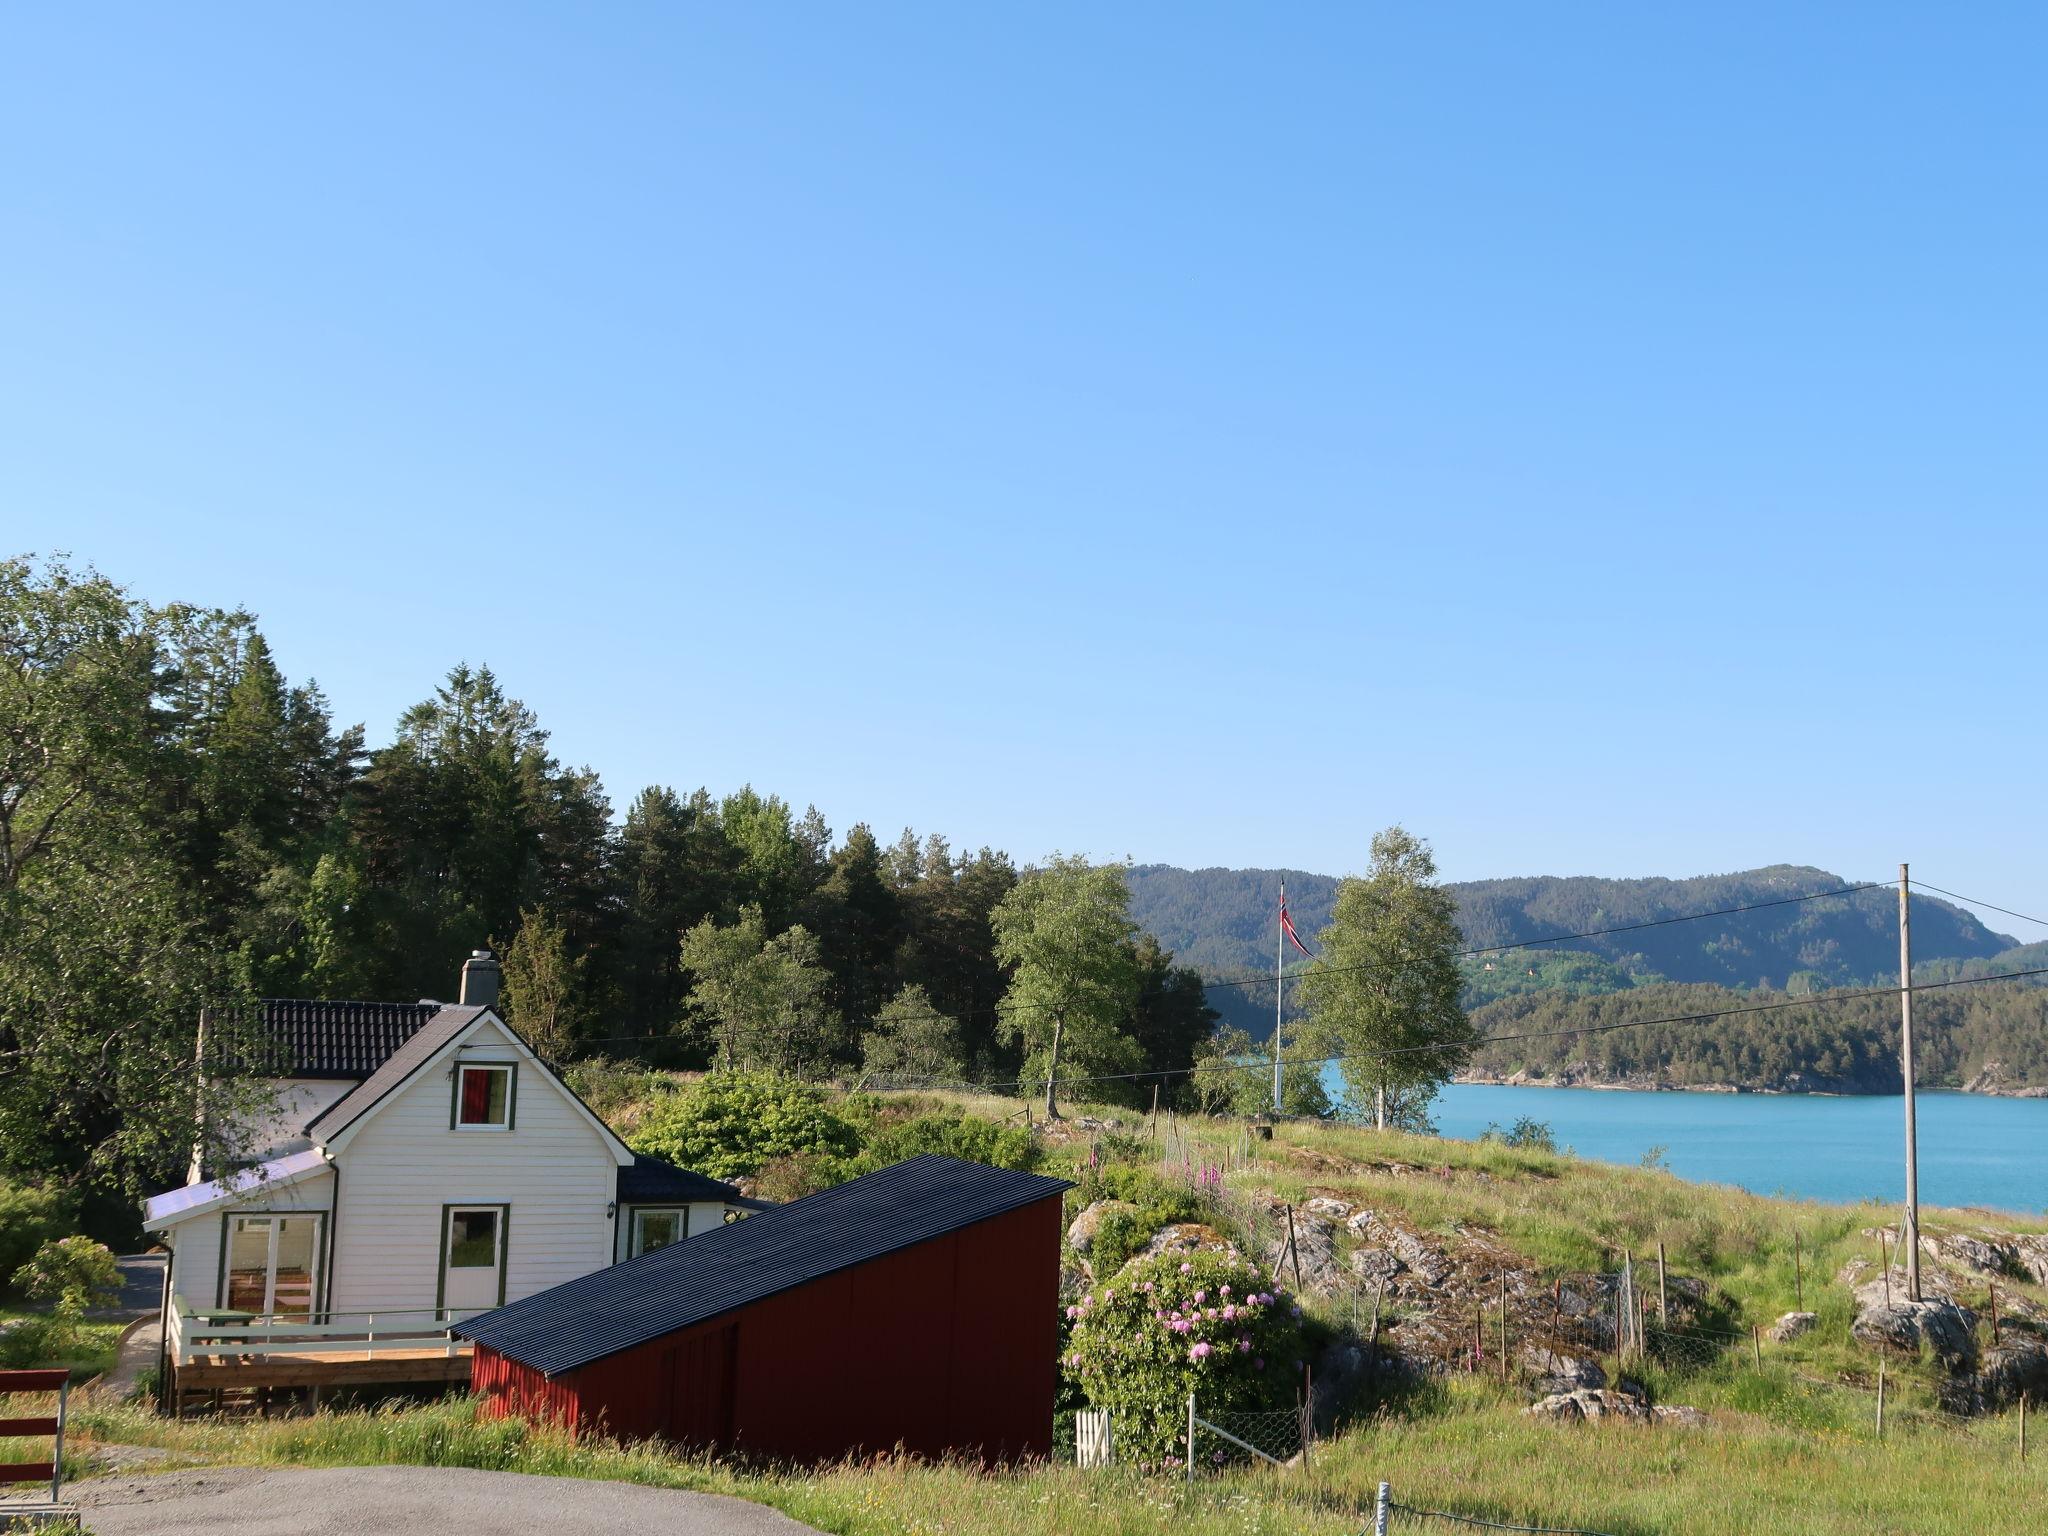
[1265,1211,1345,1296]
[1921,1232,2018,1280]
[1768,1311,1817,1343]
[1850,1299,1978,1369]
[1968,1341,2048,1412]
[1349,1247,1403,1284]
[1304,1195,1354,1221]
[1524,1389,1650,1424]
[1388,1229,1454,1288]
[1519,1347,1606,1395]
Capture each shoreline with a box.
[1452,1071,2048,1100]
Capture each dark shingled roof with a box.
[305,1005,489,1139]
[454,1155,1072,1376]
[616,1155,761,1209]
[210,1000,440,1080]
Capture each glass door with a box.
[224,1214,322,1318]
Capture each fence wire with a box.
[1379,1485,1619,1536]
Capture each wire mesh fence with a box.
[1191,1404,1306,1468]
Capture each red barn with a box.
[454,1155,1071,1463]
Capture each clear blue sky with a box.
[6,6,2045,924]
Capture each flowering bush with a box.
[1063,1247,1306,1464]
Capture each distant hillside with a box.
[1127,863,2016,1035]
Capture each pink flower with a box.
[1066,1305,1081,1320]
[1222,1305,1237,1321]
[1237,1338,1252,1353]
[1141,1281,1154,1293]
[1179,1263,1193,1274]
[1193,1290,1207,1305]
[1219,1284,1232,1297]
[1189,1342,1213,1362]
[1104,1288,1116,1301]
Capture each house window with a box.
[455,1064,513,1129]
[630,1208,686,1257]
[448,1208,501,1268]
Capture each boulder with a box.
[1265,1211,1345,1296]
[1767,1311,1817,1343]
[1967,1341,2048,1412]
[1524,1389,1650,1424]
[1850,1299,1978,1369]
[1519,1347,1606,1395]
[2010,1236,2048,1288]
[1304,1195,1354,1222]
[1066,1200,1139,1257]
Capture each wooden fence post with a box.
[1990,1282,2001,1347]
[2022,1391,2029,1462]
[1499,1269,1510,1385]
[1657,1242,1668,1327]
[1794,1231,1803,1311]
[1752,1325,1762,1372]
[1876,1355,1886,1440]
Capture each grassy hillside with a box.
[1128,864,2014,1038]
[75,1085,2048,1535]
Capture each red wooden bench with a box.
[0,1369,70,1508]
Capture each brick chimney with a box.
[460,948,501,1008]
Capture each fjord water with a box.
[1360,1082,2048,1215]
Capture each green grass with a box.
[0,1311,127,1380]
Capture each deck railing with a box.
[166,1296,482,1365]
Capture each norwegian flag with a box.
[1279,891,1314,958]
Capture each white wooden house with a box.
[142,952,760,1406]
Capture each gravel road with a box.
[71,1465,826,1535]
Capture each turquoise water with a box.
[1323,1077,2048,1215]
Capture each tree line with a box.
[0,557,1219,1203]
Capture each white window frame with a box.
[629,1206,688,1258]
[453,1063,514,1131]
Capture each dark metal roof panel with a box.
[454,1155,1073,1376]
[305,1005,489,1139]
[616,1155,752,1207]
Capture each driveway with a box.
[71,1465,826,1536]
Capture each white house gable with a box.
[326,1015,623,1314]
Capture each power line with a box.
[1912,881,2048,932]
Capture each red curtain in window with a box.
[461,1069,492,1124]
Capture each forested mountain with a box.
[1463,970,2048,1094]
[1128,863,2013,995]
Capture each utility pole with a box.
[1273,882,1286,1116]
[1899,863,1922,1302]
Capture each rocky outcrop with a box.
[1651,1405,1712,1429]
[1767,1312,1816,1343]
[1962,1341,2048,1413]
[1265,1209,1344,1296]
[1850,1299,1978,1368]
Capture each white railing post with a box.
[1186,1392,1196,1482]
[1374,1481,1392,1536]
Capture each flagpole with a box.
[1274,880,1285,1115]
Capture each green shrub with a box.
[850,1111,1040,1175]
[626,1072,859,1182]
[1064,1247,1306,1466]
[0,1180,76,1287]
[1068,1162,1207,1276]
